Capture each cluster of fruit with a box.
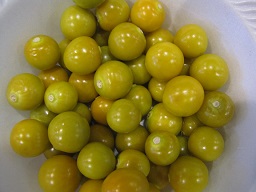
[6,0,235,191]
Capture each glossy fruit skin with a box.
[60,5,96,40]
[30,103,57,126]
[126,55,152,85]
[58,38,71,68]
[100,46,116,63]
[147,163,169,190]
[69,73,98,103]
[116,149,151,176]
[93,30,110,47]
[196,91,235,127]
[107,99,142,133]
[43,145,70,159]
[38,65,69,88]
[146,103,182,135]
[188,126,224,161]
[64,36,101,75]
[73,0,105,9]
[190,54,229,90]
[96,0,130,31]
[145,28,174,52]
[108,22,146,61]
[44,81,78,114]
[130,0,165,33]
[90,96,114,125]
[101,168,150,192]
[48,111,90,153]
[73,102,92,123]
[148,77,167,102]
[94,61,133,100]
[24,35,60,70]
[162,76,204,117]
[79,179,103,192]
[89,124,115,149]
[10,119,50,157]
[145,42,184,81]
[124,85,152,116]
[38,155,82,192]
[177,136,189,156]
[6,73,45,110]
[145,131,180,166]
[168,156,209,192]
[181,114,203,136]
[77,142,116,179]
[174,24,208,58]
[115,125,149,152]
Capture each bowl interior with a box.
[0,0,256,191]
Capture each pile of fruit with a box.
[6,0,235,191]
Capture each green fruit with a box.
[73,0,105,9]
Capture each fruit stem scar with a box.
[10,94,17,102]
[153,136,161,144]
[97,80,103,89]
[33,37,41,43]
[48,94,55,102]
[213,101,220,107]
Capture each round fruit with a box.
[10,119,49,157]
[43,145,70,159]
[64,36,101,75]
[96,0,130,31]
[73,102,92,123]
[124,85,152,116]
[190,54,229,91]
[146,103,182,135]
[107,99,142,133]
[162,75,204,117]
[102,168,150,192]
[148,77,167,102]
[90,96,114,125]
[188,126,225,161]
[181,114,203,136]
[44,81,78,114]
[73,0,105,9]
[126,55,152,85]
[58,38,71,68]
[115,125,149,152]
[60,5,96,40]
[100,46,116,63]
[168,156,209,192]
[79,179,103,192]
[130,0,165,32]
[30,103,57,126]
[108,22,146,61]
[77,142,116,179]
[38,65,69,88]
[69,73,98,103]
[145,42,184,81]
[24,35,60,70]
[116,149,151,176]
[48,111,90,153]
[196,91,235,127]
[145,131,180,166]
[145,28,174,51]
[174,24,208,58]
[6,73,45,110]
[94,60,133,100]
[38,155,82,192]
[89,124,115,149]
[147,163,169,190]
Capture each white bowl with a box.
[1,0,256,191]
